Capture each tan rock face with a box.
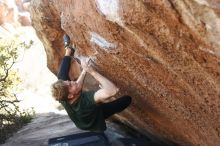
[30,0,220,145]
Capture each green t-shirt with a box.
[60,91,106,132]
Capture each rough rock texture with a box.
[30,0,220,146]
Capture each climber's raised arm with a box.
[76,69,87,89]
[91,69,119,103]
[81,59,119,103]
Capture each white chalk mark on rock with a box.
[90,32,116,50]
[96,0,123,26]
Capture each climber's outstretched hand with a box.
[81,58,94,73]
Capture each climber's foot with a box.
[63,34,71,48]
[63,34,76,56]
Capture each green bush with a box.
[0,34,34,144]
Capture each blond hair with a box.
[51,80,68,101]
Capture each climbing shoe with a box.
[63,34,71,48]
[63,34,75,56]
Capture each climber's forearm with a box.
[89,69,119,96]
[76,69,87,87]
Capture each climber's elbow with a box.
[112,87,119,96]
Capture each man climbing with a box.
[51,34,132,132]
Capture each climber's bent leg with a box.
[99,95,132,119]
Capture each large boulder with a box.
[30,0,220,146]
